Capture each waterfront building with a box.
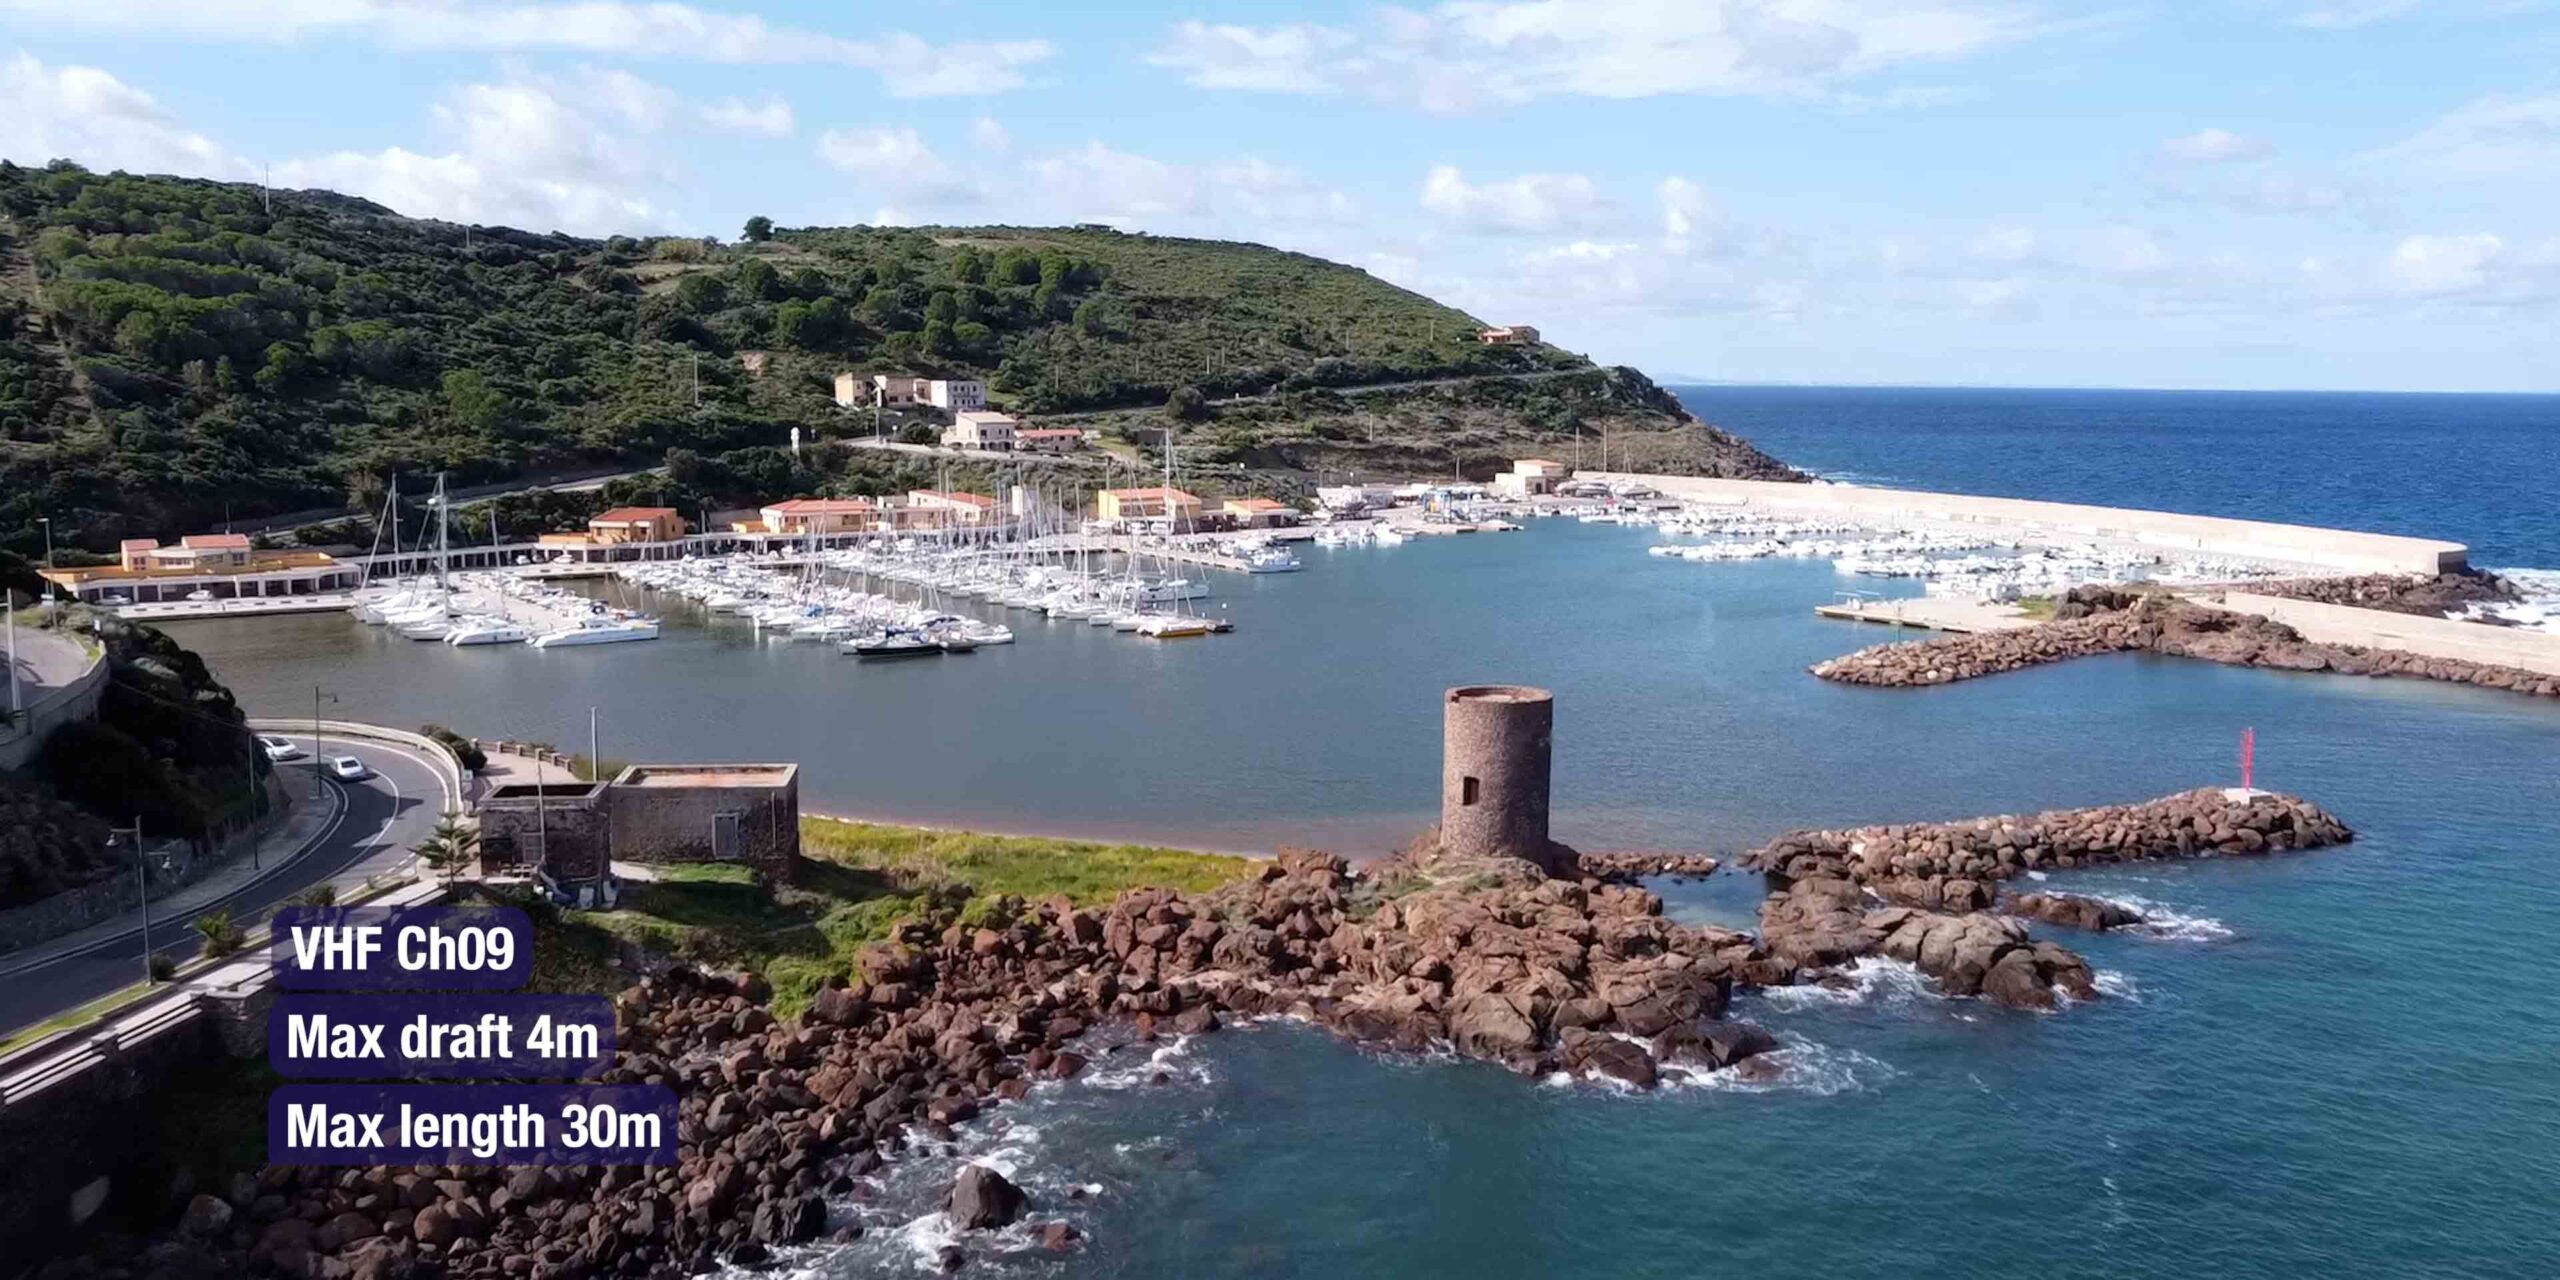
[1016,428,1086,455]
[479,762,802,905]
[42,544,356,605]
[1317,483,1399,513]
[760,498,880,537]
[1097,486,1204,525]
[925,378,987,412]
[906,490,1001,527]
[1494,458,1572,499]
[1477,325,1540,346]
[586,508,687,545]
[1223,497,1298,528]
[943,410,1018,451]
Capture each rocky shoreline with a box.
[1740,787,2350,1011]
[43,790,2353,1280]
[1810,591,2560,698]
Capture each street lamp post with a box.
[312,685,337,799]
[36,516,55,626]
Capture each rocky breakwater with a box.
[1812,591,2560,699]
[2251,570,2520,619]
[1741,788,2353,1009]
[53,850,1828,1280]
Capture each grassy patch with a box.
[2015,596,2058,620]
[543,817,1251,1016]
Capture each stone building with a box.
[476,763,801,903]
[1440,685,1555,871]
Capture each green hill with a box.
[0,160,1795,554]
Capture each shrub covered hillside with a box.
[0,160,1789,555]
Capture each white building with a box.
[942,410,1018,452]
[924,379,986,412]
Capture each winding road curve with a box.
[0,733,449,1036]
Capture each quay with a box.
[1580,472,2468,577]
[1813,595,2037,634]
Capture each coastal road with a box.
[0,734,447,1036]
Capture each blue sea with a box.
[168,387,2560,1280]
[1676,384,2560,568]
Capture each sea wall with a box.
[1810,596,2560,698]
[1577,471,2469,575]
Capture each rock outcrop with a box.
[67,789,2349,1279]
[1810,593,2560,699]
[1741,787,2352,884]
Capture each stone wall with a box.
[478,784,610,884]
[606,767,801,882]
[0,776,294,954]
[0,1010,225,1262]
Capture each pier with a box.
[1813,595,2037,634]
[1581,471,2469,577]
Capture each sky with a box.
[2,1,2557,393]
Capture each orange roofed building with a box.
[587,507,686,545]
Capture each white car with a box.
[324,754,370,782]
[257,734,304,763]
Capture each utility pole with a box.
[588,706,600,784]
[261,163,272,216]
[690,353,702,408]
[5,599,17,727]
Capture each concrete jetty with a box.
[1581,472,2468,577]
[1813,595,2038,634]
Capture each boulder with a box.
[944,1165,1027,1231]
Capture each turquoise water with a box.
[163,390,2560,1278]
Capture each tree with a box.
[442,368,505,433]
[194,908,244,958]
[742,215,774,243]
[674,274,729,314]
[735,257,781,302]
[1167,385,1210,422]
[413,810,480,884]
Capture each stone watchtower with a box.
[1440,685,1555,870]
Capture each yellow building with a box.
[1097,487,1203,524]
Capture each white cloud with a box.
[0,1,1053,97]
[2290,1,2425,28]
[0,51,236,176]
[2159,127,2274,163]
[272,68,716,232]
[1421,165,1606,234]
[971,117,1012,153]
[2385,232,2503,295]
[816,126,939,174]
[1659,177,1721,249]
[1148,2,2042,113]
[814,126,986,211]
[1026,143,1205,224]
[700,96,794,137]
[2364,91,2560,184]
[1216,157,1361,224]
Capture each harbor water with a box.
[161,387,2560,1278]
